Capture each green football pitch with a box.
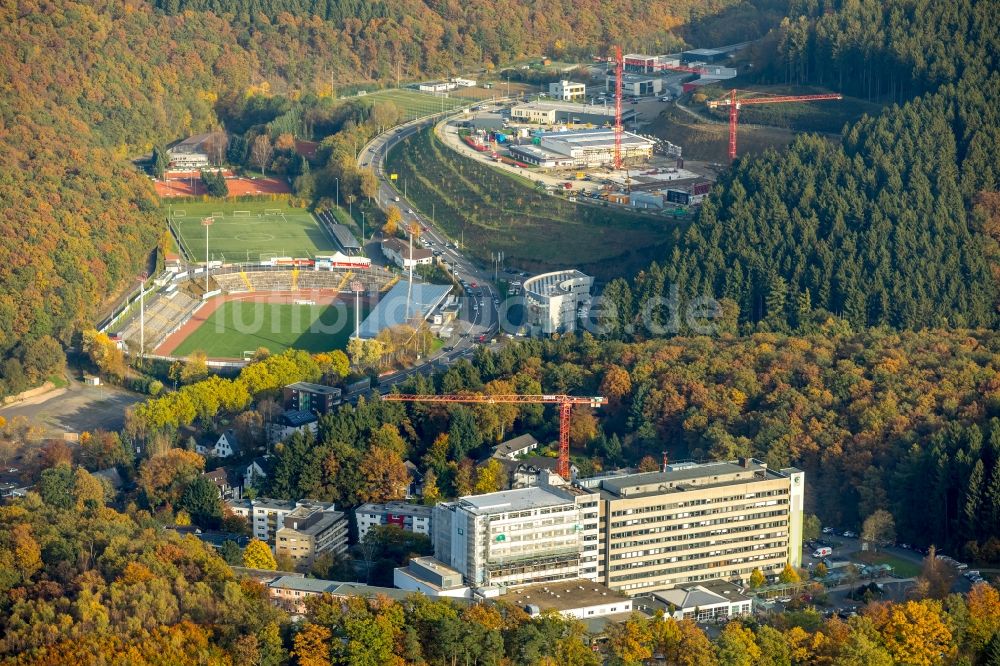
[364,90,469,120]
[172,300,369,358]
[166,201,336,262]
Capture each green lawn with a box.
[364,90,469,120]
[172,301,368,358]
[385,127,687,278]
[851,551,923,578]
[166,200,336,262]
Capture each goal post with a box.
[212,211,225,218]
[233,210,251,217]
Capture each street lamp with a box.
[201,216,214,292]
[137,272,148,363]
[351,280,364,339]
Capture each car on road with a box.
[394,196,400,201]
[843,530,857,538]
[442,346,454,352]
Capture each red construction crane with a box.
[707,89,843,160]
[613,45,623,171]
[382,393,605,480]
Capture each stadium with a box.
[106,201,408,363]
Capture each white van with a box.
[812,546,832,558]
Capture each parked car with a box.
[822,527,834,534]
[843,530,858,538]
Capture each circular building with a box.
[523,270,594,335]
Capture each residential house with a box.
[403,460,424,498]
[202,468,241,500]
[381,237,433,269]
[196,429,242,459]
[245,455,277,490]
[268,410,318,443]
[491,434,539,460]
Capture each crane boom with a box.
[706,89,843,160]
[382,393,605,480]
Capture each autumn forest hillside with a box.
[0,0,743,391]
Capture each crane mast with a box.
[382,393,605,480]
[707,89,843,160]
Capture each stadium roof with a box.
[356,281,452,339]
[329,224,361,250]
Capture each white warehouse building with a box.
[528,129,655,168]
[433,483,601,589]
[523,270,594,335]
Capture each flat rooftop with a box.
[503,580,629,612]
[457,484,588,515]
[523,270,591,298]
[285,381,342,395]
[513,100,618,116]
[597,459,788,498]
[356,501,433,517]
[540,128,653,149]
[356,281,452,339]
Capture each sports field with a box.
[171,299,368,358]
[365,90,472,120]
[166,200,336,262]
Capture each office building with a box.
[394,556,473,598]
[549,80,586,101]
[433,483,600,589]
[523,270,593,335]
[588,458,804,595]
[605,73,663,97]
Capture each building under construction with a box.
[509,128,655,168]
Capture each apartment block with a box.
[355,502,433,540]
[588,459,804,595]
[433,483,601,589]
[227,497,298,544]
[274,502,348,566]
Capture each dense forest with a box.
[126,327,1000,560]
[3,478,1000,664]
[613,0,1000,333]
[774,0,1000,102]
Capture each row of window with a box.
[611,509,789,536]
[609,552,785,583]
[609,488,788,517]
[610,500,788,529]
[611,525,788,552]
[610,533,787,560]
[609,540,787,571]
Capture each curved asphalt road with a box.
[356,108,511,390]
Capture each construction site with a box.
[443,44,842,214]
